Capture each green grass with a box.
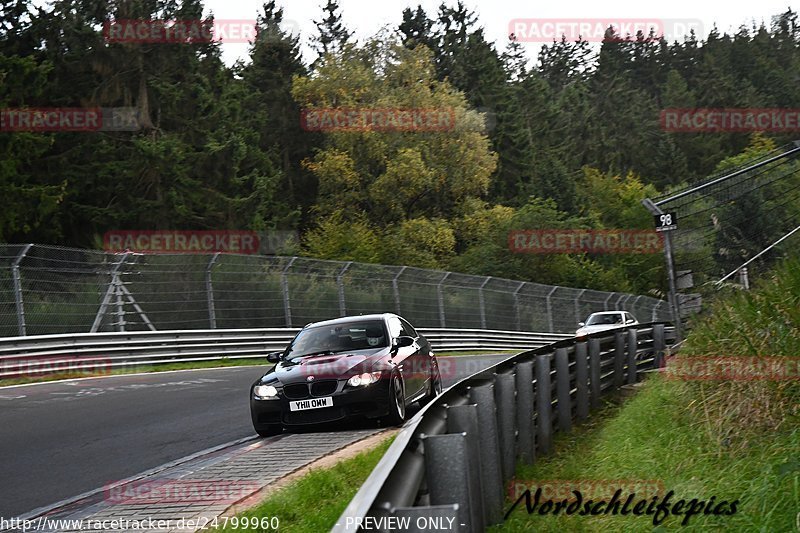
[217,437,394,533]
[497,257,800,532]
[497,377,799,532]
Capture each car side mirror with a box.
[627,318,635,324]
[578,322,585,327]
[396,336,415,348]
[266,352,282,363]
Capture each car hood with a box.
[261,348,390,385]
[576,324,623,336]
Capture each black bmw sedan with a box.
[250,313,443,437]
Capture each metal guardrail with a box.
[333,323,675,533]
[0,328,571,378]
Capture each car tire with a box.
[255,424,282,437]
[419,366,443,406]
[385,373,406,426]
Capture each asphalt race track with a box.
[0,354,510,519]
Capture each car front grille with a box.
[310,380,338,397]
[283,383,310,400]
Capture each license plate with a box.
[289,397,333,411]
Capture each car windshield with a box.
[586,313,623,326]
[285,320,388,359]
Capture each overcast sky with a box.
[203,0,797,66]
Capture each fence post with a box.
[12,244,33,336]
[515,361,535,464]
[589,337,601,408]
[555,347,571,432]
[613,331,625,388]
[467,384,504,525]
[437,272,451,328]
[115,275,125,332]
[478,277,491,329]
[575,341,589,420]
[337,262,352,317]
[545,286,559,333]
[627,328,638,384]
[392,266,406,315]
[281,257,296,327]
[653,323,666,368]
[513,282,525,331]
[91,252,130,333]
[206,253,220,329]
[604,292,615,311]
[632,295,643,318]
[574,289,586,326]
[536,353,553,454]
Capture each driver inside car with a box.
[365,326,385,347]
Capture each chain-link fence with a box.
[648,141,800,319]
[0,244,671,337]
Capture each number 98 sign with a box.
[654,212,678,232]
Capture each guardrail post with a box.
[337,262,352,317]
[515,361,535,464]
[494,372,516,482]
[467,384,503,525]
[205,253,220,328]
[545,286,559,333]
[446,405,485,532]
[589,338,601,408]
[513,282,525,331]
[613,331,625,388]
[627,328,638,384]
[281,257,296,327]
[555,347,571,432]
[392,266,406,315]
[535,354,552,454]
[422,432,473,533]
[437,272,451,328]
[653,323,666,368]
[478,277,491,329]
[12,244,33,336]
[575,341,589,420]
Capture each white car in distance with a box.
[576,311,638,337]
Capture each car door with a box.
[399,317,428,398]
[387,316,424,399]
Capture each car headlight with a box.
[254,385,279,399]
[347,372,382,387]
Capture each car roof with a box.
[302,313,396,329]
[588,311,625,316]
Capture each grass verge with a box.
[497,376,799,532]
[498,257,800,532]
[217,437,394,533]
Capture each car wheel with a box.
[255,424,282,437]
[385,373,406,426]
[419,366,443,406]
